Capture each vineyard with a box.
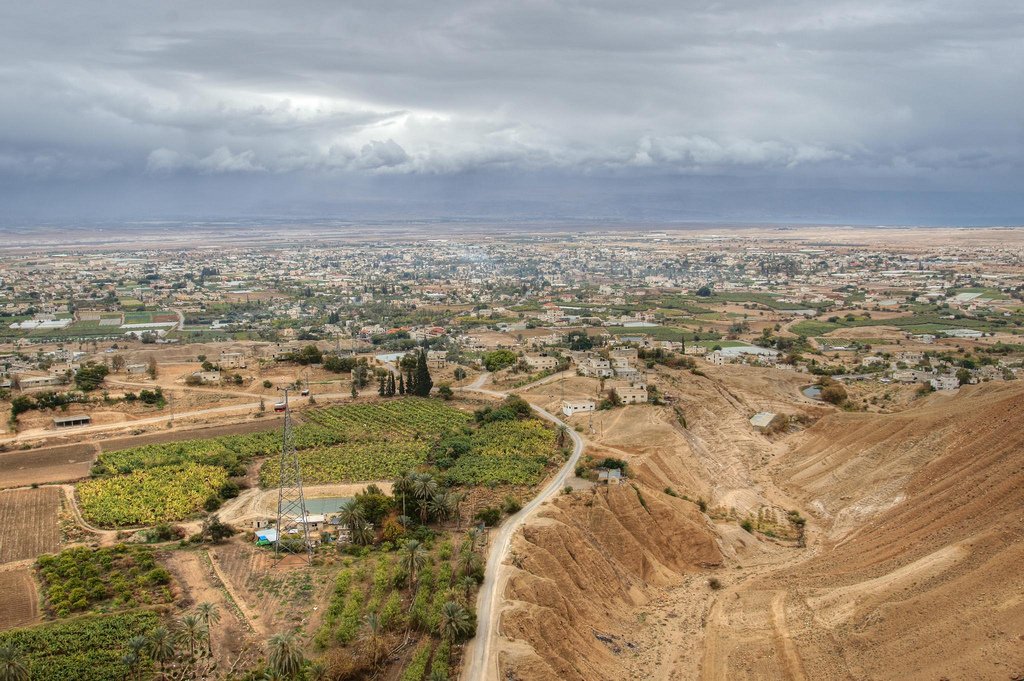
[78,464,228,526]
[260,400,471,486]
[37,546,173,617]
[0,611,159,681]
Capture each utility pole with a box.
[274,388,312,565]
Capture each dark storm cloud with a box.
[0,0,1021,221]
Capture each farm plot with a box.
[260,400,471,486]
[78,463,228,526]
[37,545,174,617]
[0,569,40,631]
[0,487,62,563]
[0,611,159,681]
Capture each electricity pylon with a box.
[274,388,312,564]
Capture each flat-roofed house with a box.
[615,386,648,404]
[561,399,596,416]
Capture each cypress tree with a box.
[378,374,387,396]
[387,373,396,397]
[414,349,433,397]
[406,367,415,395]
[398,374,405,395]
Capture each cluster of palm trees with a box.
[393,472,462,526]
[119,602,221,680]
[335,472,463,548]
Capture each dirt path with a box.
[460,373,587,681]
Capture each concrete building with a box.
[53,414,91,428]
[220,352,247,369]
[615,386,648,404]
[525,353,558,371]
[561,399,596,416]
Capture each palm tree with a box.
[458,548,482,579]
[394,471,417,517]
[436,601,474,641]
[427,490,453,523]
[359,613,387,667]
[350,519,374,546]
[177,613,208,660]
[147,626,175,677]
[337,499,365,533]
[126,634,148,678]
[0,646,29,681]
[121,651,142,681]
[402,538,427,586]
[267,631,304,680]
[465,526,483,552]
[307,660,328,681]
[196,602,220,654]
[412,473,438,523]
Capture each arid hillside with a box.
[761,382,1024,680]
[498,369,1024,681]
[497,485,722,681]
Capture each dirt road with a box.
[460,372,586,681]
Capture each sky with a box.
[1,0,1022,225]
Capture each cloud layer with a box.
[0,1,1021,222]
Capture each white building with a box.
[561,399,596,416]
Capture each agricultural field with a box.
[78,463,228,526]
[0,569,40,631]
[303,399,471,440]
[313,535,478,679]
[37,545,174,617]
[260,441,429,486]
[261,400,471,486]
[0,611,159,681]
[0,487,62,563]
[444,419,558,486]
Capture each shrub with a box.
[819,383,848,405]
[708,577,723,590]
[473,507,501,527]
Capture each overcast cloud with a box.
[1,0,1021,224]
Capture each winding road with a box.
[460,372,586,681]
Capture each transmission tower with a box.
[274,388,313,564]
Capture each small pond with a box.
[802,385,822,400]
[303,496,352,514]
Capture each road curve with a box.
[460,372,586,681]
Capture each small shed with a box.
[596,468,623,485]
[53,414,91,428]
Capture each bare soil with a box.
[0,487,62,562]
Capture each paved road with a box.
[460,372,586,681]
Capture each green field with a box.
[0,611,159,681]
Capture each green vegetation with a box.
[37,546,173,617]
[482,349,518,371]
[0,611,160,681]
[78,463,229,526]
[315,533,480,678]
[444,420,556,486]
